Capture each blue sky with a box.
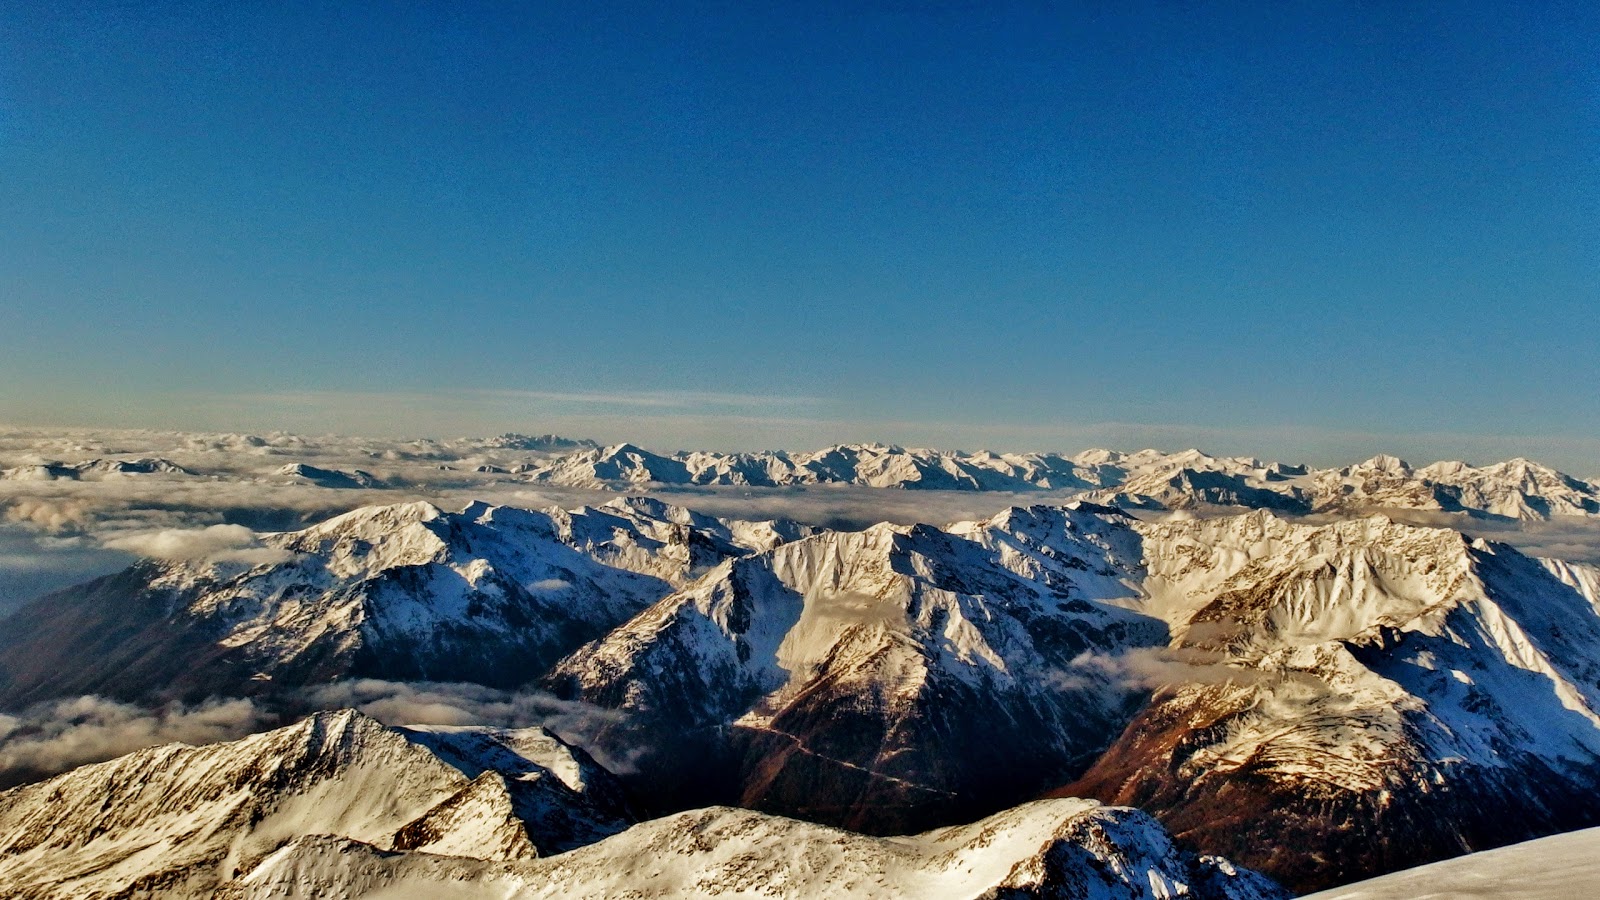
[2,2,1597,467]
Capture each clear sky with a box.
[2,2,1597,468]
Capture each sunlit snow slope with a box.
[1298,826,1600,900]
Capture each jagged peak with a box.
[763,521,916,566]
[600,494,676,517]
[1417,458,1471,477]
[31,708,397,785]
[1480,456,1557,477]
[302,500,444,535]
[459,499,497,520]
[280,501,453,568]
[82,456,194,473]
[1353,453,1412,473]
[978,501,1126,532]
[466,432,597,451]
[820,519,913,542]
[1070,447,1124,465]
[1142,506,1467,550]
[823,441,914,455]
[292,707,394,747]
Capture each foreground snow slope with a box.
[1298,826,1600,899]
[223,799,1288,900]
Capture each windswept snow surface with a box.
[1298,826,1600,899]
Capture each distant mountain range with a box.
[7,434,1600,522]
[521,442,1600,520]
[0,457,196,481]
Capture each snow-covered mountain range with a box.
[0,710,1284,899]
[222,799,1286,900]
[4,491,1600,894]
[1055,511,1600,890]
[5,427,1600,897]
[0,709,631,898]
[520,443,1600,520]
[5,429,1599,525]
[0,457,196,481]
[0,497,808,706]
[546,502,1162,828]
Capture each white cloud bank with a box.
[103,524,292,565]
[0,696,268,784]
[301,680,642,773]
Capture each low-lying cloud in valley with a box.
[301,679,643,773]
[0,526,132,614]
[1055,646,1286,692]
[103,524,293,565]
[0,696,269,788]
[0,680,646,787]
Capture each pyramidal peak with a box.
[1355,453,1412,472]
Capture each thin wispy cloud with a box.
[474,389,825,409]
[0,696,270,787]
